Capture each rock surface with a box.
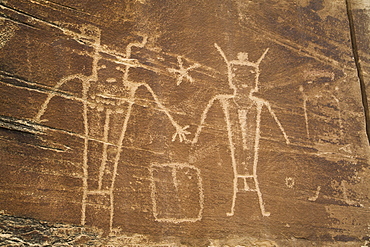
[0,0,369,246]
[349,0,370,143]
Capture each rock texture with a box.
[0,0,369,246]
[349,0,370,143]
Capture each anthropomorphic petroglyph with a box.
[33,24,191,231]
[307,180,363,207]
[299,77,343,143]
[149,163,204,223]
[299,72,362,207]
[191,43,290,217]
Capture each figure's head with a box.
[214,43,268,94]
[230,62,258,93]
[228,49,268,94]
[89,59,125,98]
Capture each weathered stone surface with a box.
[0,213,103,246]
[0,0,369,246]
[349,0,370,142]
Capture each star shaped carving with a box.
[167,56,200,86]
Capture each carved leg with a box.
[253,175,270,217]
[253,104,270,217]
[220,99,238,217]
[109,101,135,232]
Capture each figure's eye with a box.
[250,70,255,74]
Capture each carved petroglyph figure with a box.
[299,69,345,144]
[149,163,204,223]
[307,181,363,207]
[299,82,343,142]
[192,43,290,217]
[33,24,190,231]
[299,73,362,206]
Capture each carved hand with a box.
[171,124,191,142]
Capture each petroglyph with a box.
[299,75,360,208]
[308,180,364,207]
[299,85,311,139]
[192,43,290,217]
[1,0,370,244]
[340,180,361,206]
[33,24,191,231]
[334,180,364,207]
[149,163,204,223]
[308,186,321,202]
[299,74,343,143]
[167,56,200,86]
[303,69,335,81]
[285,177,295,188]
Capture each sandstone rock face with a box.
[350,0,370,143]
[0,0,369,246]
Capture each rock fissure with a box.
[345,0,370,144]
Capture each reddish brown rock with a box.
[0,0,369,246]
